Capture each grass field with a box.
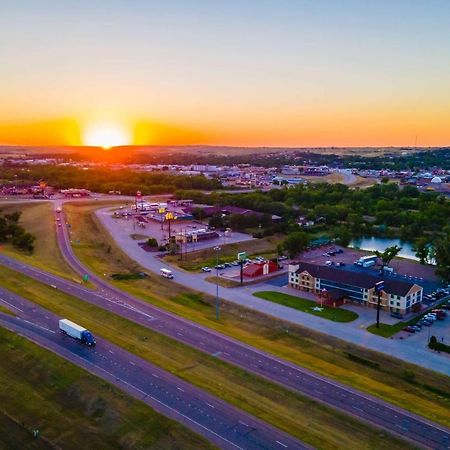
[164,235,283,271]
[0,326,213,450]
[0,201,80,282]
[0,265,415,449]
[61,201,450,431]
[254,291,359,322]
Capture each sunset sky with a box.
[1,0,450,147]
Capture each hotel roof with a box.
[293,262,419,297]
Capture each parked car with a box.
[411,325,422,332]
[403,326,416,333]
[224,262,232,268]
[201,267,212,272]
[279,255,288,260]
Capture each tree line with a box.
[1,165,222,195]
[177,182,450,280]
[0,211,35,252]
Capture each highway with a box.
[0,212,448,449]
[0,286,307,450]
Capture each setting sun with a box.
[83,123,131,148]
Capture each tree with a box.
[375,245,402,268]
[12,231,35,252]
[281,232,310,258]
[412,238,432,264]
[433,237,450,281]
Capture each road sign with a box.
[82,274,90,282]
[237,251,247,262]
[374,281,385,293]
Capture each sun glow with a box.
[83,123,131,148]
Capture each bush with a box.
[428,336,450,353]
[146,237,158,247]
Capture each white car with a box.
[201,267,212,272]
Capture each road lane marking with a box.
[276,441,288,447]
[0,298,24,313]
[19,318,55,334]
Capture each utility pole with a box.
[214,246,221,320]
[374,280,385,328]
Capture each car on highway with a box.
[201,267,212,272]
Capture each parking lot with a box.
[396,301,450,350]
[112,207,254,252]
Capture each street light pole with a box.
[214,246,221,320]
[374,280,385,329]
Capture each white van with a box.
[160,268,173,279]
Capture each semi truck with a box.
[59,319,96,346]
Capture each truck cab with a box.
[81,330,96,346]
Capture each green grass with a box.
[254,291,359,323]
[0,326,213,450]
[0,201,81,282]
[60,201,450,431]
[0,264,415,450]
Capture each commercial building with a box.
[288,262,423,315]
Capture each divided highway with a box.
[0,209,448,449]
[0,287,307,450]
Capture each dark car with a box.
[403,326,416,333]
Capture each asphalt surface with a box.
[0,287,307,450]
[0,211,448,449]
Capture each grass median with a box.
[0,201,81,282]
[61,201,450,430]
[0,264,414,450]
[0,325,213,450]
[253,290,359,322]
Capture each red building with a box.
[243,261,279,278]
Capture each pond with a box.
[349,236,419,261]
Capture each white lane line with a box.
[0,298,24,313]
[19,318,55,334]
[152,373,159,378]
[129,361,136,366]
[206,403,215,409]
[177,387,185,392]
[276,441,288,448]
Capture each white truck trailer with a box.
[59,319,96,346]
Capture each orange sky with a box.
[1,1,450,147]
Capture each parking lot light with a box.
[214,246,221,320]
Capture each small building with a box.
[288,262,423,315]
[243,261,279,278]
